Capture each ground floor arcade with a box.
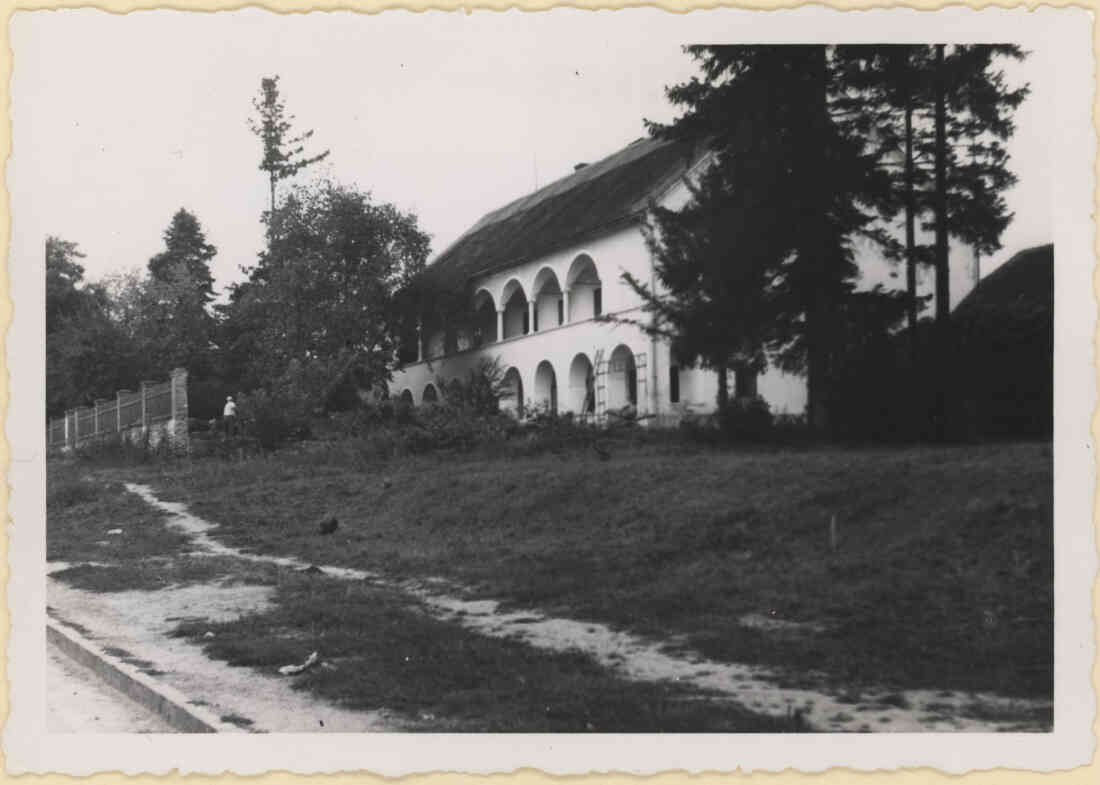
[389,314,807,422]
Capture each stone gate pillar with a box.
[169,367,189,453]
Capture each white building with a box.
[390,136,975,423]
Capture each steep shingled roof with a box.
[423,136,705,291]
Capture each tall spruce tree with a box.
[833,45,936,364]
[147,208,216,301]
[924,44,1028,437]
[649,45,890,432]
[143,209,219,373]
[926,44,1028,322]
[248,75,330,214]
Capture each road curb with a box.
[47,617,242,733]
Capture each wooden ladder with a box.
[634,351,648,415]
[593,348,607,422]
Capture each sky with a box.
[11,8,1057,300]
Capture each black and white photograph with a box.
[5,4,1095,776]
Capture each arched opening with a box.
[607,344,638,412]
[566,254,603,322]
[568,353,596,417]
[501,279,529,340]
[422,383,439,404]
[500,367,524,418]
[533,360,558,415]
[532,267,564,332]
[399,389,414,405]
[472,289,498,346]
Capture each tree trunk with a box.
[803,45,832,437]
[933,43,951,440]
[903,81,918,367]
[933,44,950,326]
[716,362,729,411]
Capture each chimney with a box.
[574,163,588,172]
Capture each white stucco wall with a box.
[852,231,980,312]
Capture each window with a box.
[669,365,680,403]
[593,287,602,317]
[557,299,564,325]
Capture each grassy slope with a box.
[47,461,791,731]
[131,438,1052,699]
[171,571,791,732]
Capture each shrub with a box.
[237,386,312,449]
[437,358,508,416]
[502,408,599,457]
[718,395,773,442]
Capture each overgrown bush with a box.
[503,407,601,456]
[436,357,509,416]
[718,395,773,441]
[237,386,312,449]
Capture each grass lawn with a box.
[109,435,1052,701]
[47,457,795,732]
[169,570,792,732]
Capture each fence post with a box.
[140,381,153,428]
[63,409,71,448]
[93,399,107,436]
[117,390,130,433]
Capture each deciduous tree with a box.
[46,237,134,416]
[226,179,430,405]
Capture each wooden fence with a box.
[47,368,188,452]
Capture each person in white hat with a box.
[223,395,238,439]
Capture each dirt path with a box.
[118,482,1051,732]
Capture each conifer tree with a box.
[143,209,219,373]
[620,154,787,409]
[923,44,1028,438]
[649,45,889,432]
[832,45,936,362]
[248,75,330,214]
[925,44,1028,324]
[147,208,217,301]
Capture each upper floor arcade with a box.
[411,225,654,365]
